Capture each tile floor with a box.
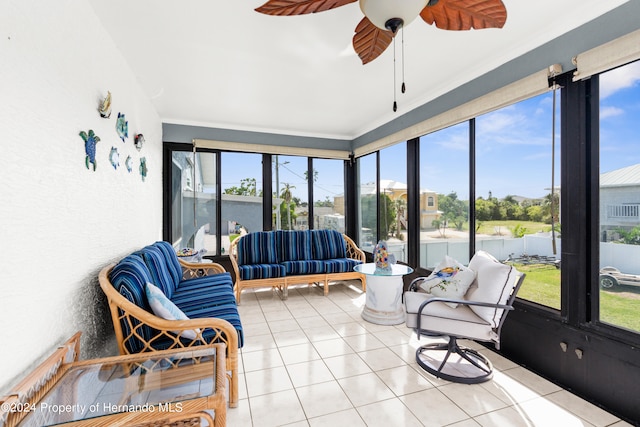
[225,282,631,427]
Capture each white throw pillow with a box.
[146,282,200,340]
[420,255,476,308]
[466,251,519,327]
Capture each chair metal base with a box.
[415,336,494,384]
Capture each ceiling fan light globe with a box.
[359,0,429,31]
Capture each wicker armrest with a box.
[178,259,227,280]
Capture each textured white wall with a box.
[0,0,163,392]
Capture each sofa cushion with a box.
[138,245,178,299]
[146,282,199,340]
[281,260,325,275]
[172,274,237,311]
[110,254,153,312]
[238,263,286,280]
[312,230,347,260]
[109,254,154,353]
[237,231,279,265]
[466,251,519,328]
[152,241,183,285]
[181,302,245,348]
[277,230,313,261]
[324,258,362,273]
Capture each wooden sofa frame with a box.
[99,260,240,408]
[229,232,366,304]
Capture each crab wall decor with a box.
[139,157,148,181]
[79,129,100,171]
[116,112,128,142]
[134,133,145,151]
[109,147,120,170]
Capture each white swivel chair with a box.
[404,251,525,384]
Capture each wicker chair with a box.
[99,259,241,408]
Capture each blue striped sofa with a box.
[98,241,243,407]
[229,230,366,303]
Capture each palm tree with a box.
[281,183,296,230]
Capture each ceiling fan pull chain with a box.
[393,34,398,112]
[401,26,406,94]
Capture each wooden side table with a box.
[1,333,226,427]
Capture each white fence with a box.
[371,234,639,274]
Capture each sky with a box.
[221,61,640,203]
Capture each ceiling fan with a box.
[255,0,508,64]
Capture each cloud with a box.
[599,61,640,99]
[600,106,624,119]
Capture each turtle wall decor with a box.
[79,129,100,171]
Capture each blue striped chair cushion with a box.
[182,302,244,348]
[238,264,286,280]
[152,241,182,286]
[277,230,313,261]
[109,254,154,353]
[138,245,178,298]
[312,230,347,260]
[110,255,153,311]
[281,260,325,275]
[324,258,362,273]
[150,303,244,349]
[172,274,237,311]
[237,232,279,265]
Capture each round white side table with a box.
[355,263,414,325]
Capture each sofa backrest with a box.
[110,254,153,311]
[236,231,279,265]
[311,229,347,260]
[109,254,154,353]
[277,230,313,262]
[152,241,183,285]
[136,245,179,298]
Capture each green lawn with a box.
[511,263,640,332]
[476,220,552,236]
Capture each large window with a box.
[312,158,346,232]
[380,143,407,262]
[598,60,640,333]
[475,91,561,309]
[357,153,377,252]
[170,150,218,255]
[419,123,470,268]
[272,155,308,230]
[221,152,263,254]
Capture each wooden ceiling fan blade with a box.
[420,0,507,31]
[352,17,394,65]
[255,0,356,16]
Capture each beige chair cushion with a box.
[404,292,497,342]
[466,251,519,328]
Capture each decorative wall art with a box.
[98,91,112,118]
[116,112,128,142]
[79,129,100,171]
[139,157,148,181]
[125,155,133,173]
[109,147,120,170]
[134,133,145,151]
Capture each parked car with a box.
[599,266,640,289]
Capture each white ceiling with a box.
[88,0,628,140]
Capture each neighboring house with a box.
[349,180,440,230]
[600,163,640,241]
